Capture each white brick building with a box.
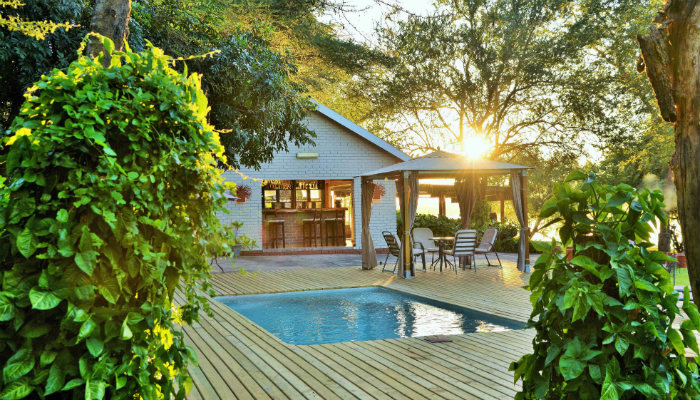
[219,101,409,252]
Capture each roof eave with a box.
[311,99,410,162]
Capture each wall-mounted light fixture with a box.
[296,152,319,159]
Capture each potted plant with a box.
[229,221,255,257]
[236,184,251,203]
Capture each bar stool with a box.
[324,210,346,246]
[302,211,322,247]
[267,214,286,248]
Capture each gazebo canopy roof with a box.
[358,150,532,179]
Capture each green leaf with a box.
[29,288,61,310]
[559,339,587,381]
[600,377,618,400]
[3,349,34,382]
[16,228,36,258]
[667,328,685,355]
[86,338,104,357]
[45,363,65,395]
[682,298,700,330]
[39,350,57,367]
[570,255,601,279]
[616,265,633,297]
[78,318,96,341]
[62,378,84,391]
[75,252,96,275]
[120,319,133,340]
[564,170,587,182]
[85,379,106,400]
[572,295,590,322]
[0,377,33,400]
[56,209,69,223]
[0,294,15,321]
[614,336,629,355]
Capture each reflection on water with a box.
[219,287,524,345]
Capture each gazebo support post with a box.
[522,171,530,272]
[402,171,413,278]
[500,190,505,222]
[439,193,446,216]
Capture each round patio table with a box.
[429,236,454,272]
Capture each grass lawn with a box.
[672,268,690,288]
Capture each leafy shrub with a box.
[0,37,228,399]
[511,172,700,399]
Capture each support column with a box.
[402,171,413,278]
[438,192,446,216]
[500,189,505,222]
[521,171,530,272]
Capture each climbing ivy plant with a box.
[0,37,228,399]
[511,172,700,399]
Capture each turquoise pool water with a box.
[218,287,525,345]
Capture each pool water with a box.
[218,287,525,345]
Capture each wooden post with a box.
[438,192,446,216]
[522,171,530,272]
[402,171,413,278]
[500,189,505,222]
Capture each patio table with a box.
[429,236,454,272]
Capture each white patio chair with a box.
[381,231,425,273]
[444,229,477,273]
[412,227,439,266]
[475,228,502,268]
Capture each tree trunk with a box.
[658,168,675,253]
[639,0,700,309]
[87,0,132,62]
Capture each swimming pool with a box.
[218,287,525,345]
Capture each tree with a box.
[1,0,316,170]
[0,0,73,40]
[226,0,389,123]
[86,0,132,60]
[359,0,661,160]
[0,0,88,129]
[637,0,700,309]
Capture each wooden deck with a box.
[180,262,535,399]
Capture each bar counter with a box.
[262,208,348,214]
[262,208,347,248]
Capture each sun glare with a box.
[462,136,490,160]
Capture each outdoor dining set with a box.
[381,227,502,274]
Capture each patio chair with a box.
[412,227,439,266]
[444,229,477,273]
[381,231,426,273]
[474,228,502,268]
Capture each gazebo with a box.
[358,150,533,278]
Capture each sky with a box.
[318,0,432,45]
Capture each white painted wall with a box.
[217,111,400,250]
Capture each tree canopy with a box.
[0,0,317,170]
[358,0,664,163]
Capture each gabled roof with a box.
[311,99,410,161]
[359,150,532,179]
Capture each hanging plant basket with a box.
[373,184,385,201]
[236,185,251,203]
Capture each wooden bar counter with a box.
[262,208,347,248]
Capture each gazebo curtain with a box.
[455,173,479,229]
[511,171,526,271]
[361,179,378,269]
[395,172,419,277]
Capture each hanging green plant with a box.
[0,36,228,399]
[511,172,700,399]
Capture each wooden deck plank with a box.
[182,262,534,399]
